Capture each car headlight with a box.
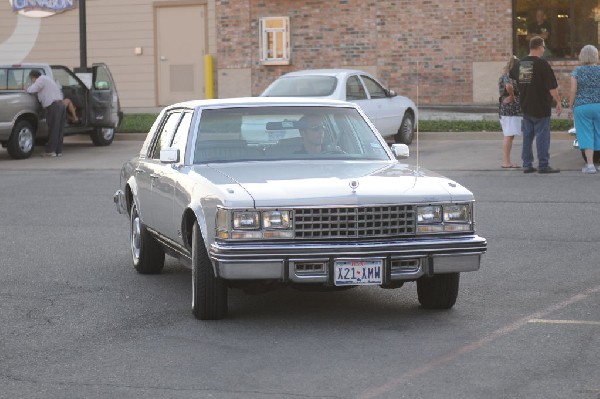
[444,204,470,222]
[263,210,291,229]
[216,208,294,240]
[417,205,443,232]
[233,211,260,229]
[443,204,472,232]
[417,203,473,233]
[417,206,442,223]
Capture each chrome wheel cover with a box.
[131,211,141,263]
[101,127,114,141]
[401,118,413,137]
[18,127,34,153]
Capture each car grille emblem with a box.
[349,180,359,192]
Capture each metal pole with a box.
[204,54,214,99]
[78,0,87,71]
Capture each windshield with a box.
[192,106,390,164]
[262,76,337,97]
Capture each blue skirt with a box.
[574,103,600,151]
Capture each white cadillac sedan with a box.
[114,97,486,320]
[261,69,417,144]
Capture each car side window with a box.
[170,112,192,162]
[94,66,112,90]
[345,75,367,101]
[7,69,24,90]
[50,67,82,89]
[150,112,182,159]
[0,68,6,89]
[361,75,387,99]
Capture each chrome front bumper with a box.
[209,235,487,284]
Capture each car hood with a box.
[191,161,473,208]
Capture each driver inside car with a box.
[296,114,327,154]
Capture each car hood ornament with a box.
[349,180,359,193]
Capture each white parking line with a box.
[358,283,600,399]
[528,318,600,326]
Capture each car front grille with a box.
[294,205,416,239]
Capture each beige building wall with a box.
[0,0,216,111]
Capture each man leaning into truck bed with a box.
[26,70,66,157]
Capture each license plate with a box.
[334,259,383,286]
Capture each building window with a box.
[259,17,290,65]
[515,0,600,59]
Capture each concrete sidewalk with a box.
[418,104,569,121]
[407,130,581,172]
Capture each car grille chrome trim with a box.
[390,258,421,274]
[293,205,416,239]
[294,262,327,274]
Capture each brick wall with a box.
[216,0,514,104]
[549,59,580,104]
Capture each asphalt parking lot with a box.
[1,131,598,399]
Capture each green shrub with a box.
[418,119,573,132]
[117,114,158,133]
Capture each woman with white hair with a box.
[568,45,600,173]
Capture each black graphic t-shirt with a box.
[510,56,557,118]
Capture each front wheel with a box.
[416,273,459,309]
[394,113,415,145]
[130,202,165,274]
[7,120,35,159]
[91,127,115,146]
[192,221,227,320]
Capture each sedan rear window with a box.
[262,76,337,97]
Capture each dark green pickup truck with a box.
[0,63,122,159]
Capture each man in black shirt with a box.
[511,36,562,173]
[527,9,551,42]
[527,9,551,57]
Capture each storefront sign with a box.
[10,0,76,17]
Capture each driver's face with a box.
[302,122,325,145]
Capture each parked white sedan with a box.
[261,69,417,144]
[114,97,485,320]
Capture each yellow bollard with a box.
[204,54,214,99]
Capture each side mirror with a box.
[160,147,180,163]
[95,80,109,90]
[390,143,409,159]
[386,89,397,97]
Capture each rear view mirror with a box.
[391,143,409,159]
[266,120,298,130]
